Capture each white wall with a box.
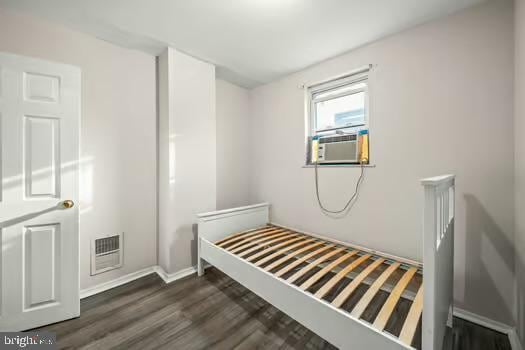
[0,8,158,289]
[515,0,525,344]
[249,0,515,325]
[158,48,216,274]
[216,79,252,209]
[0,1,518,330]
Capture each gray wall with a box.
[0,8,158,289]
[515,0,525,344]
[216,79,252,209]
[248,0,515,325]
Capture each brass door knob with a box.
[62,200,75,209]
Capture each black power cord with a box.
[314,160,365,214]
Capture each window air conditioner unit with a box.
[317,133,359,164]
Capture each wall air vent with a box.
[91,233,123,275]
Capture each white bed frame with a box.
[197,175,455,350]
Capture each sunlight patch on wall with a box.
[79,156,94,215]
[169,133,176,184]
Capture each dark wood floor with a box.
[37,268,511,350]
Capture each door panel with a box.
[24,72,60,103]
[0,51,80,331]
[24,223,61,310]
[0,66,3,321]
[24,116,60,198]
[0,65,4,204]
[0,112,3,203]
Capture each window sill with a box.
[302,164,376,168]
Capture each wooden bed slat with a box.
[224,228,285,251]
[228,230,289,254]
[237,233,299,258]
[299,251,358,291]
[286,247,345,284]
[349,262,401,318]
[246,236,306,262]
[215,225,273,247]
[215,228,254,246]
[274,244,335,278]
[315,254,373,299]
[399,284,424,346]
[264,241,325,272]
[254,238,317,267]
[211,224,427,347]
[372,267,418,331]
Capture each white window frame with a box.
[306,68,370,138]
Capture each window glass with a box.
[314,90,365,131]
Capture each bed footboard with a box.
[421,175,455,350]
[196,203,270,276]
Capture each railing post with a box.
[422,182,437,350]
[420,174,455,350]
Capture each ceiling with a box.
[0,0,486,88]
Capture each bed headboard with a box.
[421,175,455,350]
[197,203,270,243]
[196,203,270,276]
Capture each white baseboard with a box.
[454,307,523,350]
[509,328,524,350]
[154,265,197,284]
[80,266,158,299]
[453,307,511,334]
[80,265,201,299]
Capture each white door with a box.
[0,52,80,331]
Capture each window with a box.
[309,72,368,134]
[305,69,370,165]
